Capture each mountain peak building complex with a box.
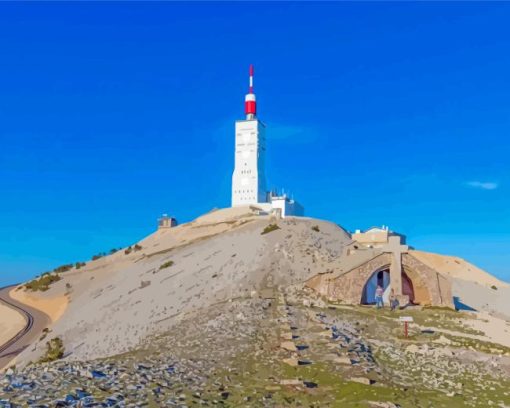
[231,65,304,218]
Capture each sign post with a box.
[399,316,414,338]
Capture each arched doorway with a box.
[402,272,415,303]
[361,268,390,304]
[360,267,417,305]
[402,265,432,305]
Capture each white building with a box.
[269,193,305,218]
[352,226,407,248]
[231,65,304,218]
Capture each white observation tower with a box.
[231,64,268,206]
[230,65,304,217]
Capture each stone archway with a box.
[360,267,390,304]
[401,264,432,305]
[325,253,392,304]
[358,264,427,306]
[402,271,415,303]
[312,252,453,308]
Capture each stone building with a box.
[351,226,406,248]
[158,214,178,230]
[306,227,453,308]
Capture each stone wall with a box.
[305,252,454,308]
[402,254,453,308]
[327,253,392,304]
[305,273,330,297]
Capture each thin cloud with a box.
[466,181,499,190]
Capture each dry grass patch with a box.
[159,260,174,270]
[262,224,280,235]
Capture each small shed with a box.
[158,214,178,229]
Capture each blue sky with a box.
[1,2,509,285]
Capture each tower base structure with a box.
[267,193,304,218]
[241,194,304,218]
[230,65,304,218]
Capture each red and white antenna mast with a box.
[245,64,256,120]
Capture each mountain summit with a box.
[1,207,509,407]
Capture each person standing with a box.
[389,288,400,311]
[375,285,384,309]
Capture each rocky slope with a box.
[15,207,351,364]
[2,291,510,407]
[411,250,510,320]
[2,207,510,407]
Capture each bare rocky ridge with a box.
[2,207,510,407]
[16,207,351,364]
[410,250,509,289]
[3,290,510,407]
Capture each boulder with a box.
[280,332,293,341]
[280,342,297,352]
[282,358,299,367]
[405,344,419,354]
[334,356,352,365]
[350,377,373,385]
[280,379,302,386]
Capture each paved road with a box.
[0,285,51,370]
